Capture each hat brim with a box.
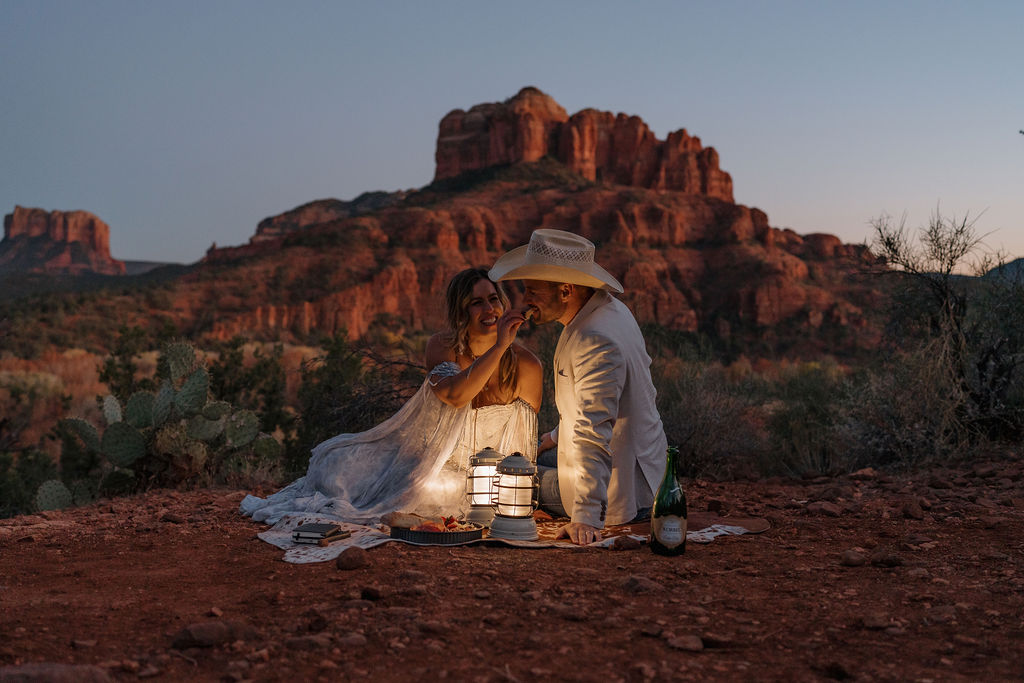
[489,244,624,294]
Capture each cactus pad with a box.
[125,391,155,428]
[71,479,97,506]
[252,434,283,461]
[154,424,187,454]
[186,414,224,442]
[165,341,197,383]
[164,342,196,385]
[101,468,136,495]
[101,421,147,467]
[35,479,73,511]
[174,367,209,416]
[152,381,175,427]
[225,410,259,449]
[171,439,208,477]
[59,417,101,453]
[202,401,232,421]
[102,394,123,425]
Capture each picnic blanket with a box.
[254,511,770,564]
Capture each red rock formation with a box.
[435,87,569,180]
[1,206,125,275]
[249,192,407,244]
[187,89,881,357]
[197,177,878,356]
[435,87,733,201]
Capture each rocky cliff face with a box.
[0,206,125,275]
[98,87,877,357]
[435,87,733,201]
[200,169,878,353]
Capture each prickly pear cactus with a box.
[35,479,73,511]
[252,433,283,460]
[202,401,231,421]
[102,394,123,425]
[165,342,197,383]
[186,413,224,442]
[170,439,208,477]
[70,479,97,506]
[101,421,147,467]
[224,409,259,449]
[154,423,207,478]
[59,417,101,453]
[174,367,209,416]
[125,391,155,429]
[152,381,175,427]
[101,468,135,495]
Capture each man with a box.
[490,229,668,545]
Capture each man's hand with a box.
[539,431,556,452]
[555,522,602,545]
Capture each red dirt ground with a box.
[2,450,1022,682]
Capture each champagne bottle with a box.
[650,446,687,556]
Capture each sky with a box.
[1,1,1022,264]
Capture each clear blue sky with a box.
[2,1,1022,264]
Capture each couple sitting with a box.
[241,229,668,545]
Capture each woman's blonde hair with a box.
[444,268,518,396]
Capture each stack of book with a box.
[291,522,351,545]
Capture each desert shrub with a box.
[871,210,1024,443]
[837,342,971,469]
[287,332,421,476]
[98,325,159,401]
[656,362,765,479]
[763,360,850,476]
[207,337,295,438]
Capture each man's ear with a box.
[558,283,573,301]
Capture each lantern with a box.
[465,447,502,526]
[487,451,538,541]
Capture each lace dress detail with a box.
[240,363,537,525]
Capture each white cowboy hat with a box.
[489,229,624,293]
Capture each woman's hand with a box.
[495,306,528,349]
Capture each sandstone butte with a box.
[1,87,882,356]
[0,205,125,276]
[196,87,881,355]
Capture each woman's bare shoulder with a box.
[513,343,542,368]
[425,332,457,366]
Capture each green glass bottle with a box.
[650,446,687,556]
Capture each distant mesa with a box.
[1,205,126,275]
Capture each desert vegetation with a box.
[1,211,1021,519]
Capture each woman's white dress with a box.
[240,362,538,525]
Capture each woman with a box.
[240,268,541,525]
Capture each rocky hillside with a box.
[0,206,125,276]
[1,88,884,358]
[194,88,881,355]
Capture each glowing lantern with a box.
[465,447,501,527]
[487,451,538,541]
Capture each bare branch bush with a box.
[868,209,1024,449]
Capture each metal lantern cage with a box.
[487,451,538,541]
[465,447,502,527]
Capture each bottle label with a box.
[652,515,686,548]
